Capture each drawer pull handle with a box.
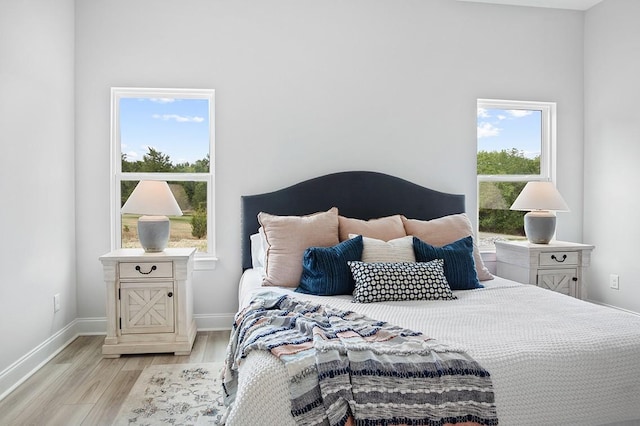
[135,265,157,275]
[551,254,567,263]
[167,292,173,297]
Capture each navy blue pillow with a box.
[412,236,483,290]
[296,235,364,296]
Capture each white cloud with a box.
[497,114,506,120]
[477,107,490,118]
[124,151,139,161]
[477,122,501,138]
[149,98,176,104]
[521,150,541,159]
[152,114,205,123]
[507,109,533,118]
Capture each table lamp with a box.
[510,181,569,244]
[121,180,183,252]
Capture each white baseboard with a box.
[73,316,108,335]
[69,314,236,333]
[63,314,235,334]
[586,300,640,317]
[0,318,81,401]
[0,314,234,402]
[194,313,235,330]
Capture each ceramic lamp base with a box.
[137,215,170,252]
[524,210,556,244]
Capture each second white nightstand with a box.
[495,240,594,299]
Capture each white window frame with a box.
[477,99,557,250]
[110,87,217,269]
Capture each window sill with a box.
[480,250,497,262]
[194,255,218,271]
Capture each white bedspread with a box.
[227,269,640,425]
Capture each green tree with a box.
[478,149,538,236]
[191,182,207,210]
[121,148,175,205]
[141,147,173,172]
[193,155,209,173]
[191,205,207,239]
[120,148,210,220]
[477,148,539,175]
[172,155,209,209]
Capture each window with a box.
[477,99,556,251]
[111,88,215,263]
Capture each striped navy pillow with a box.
[296,235,363,296]
[412,236,483,290]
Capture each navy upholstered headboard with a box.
[241,171,465,270]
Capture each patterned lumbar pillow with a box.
[348,259,457,303]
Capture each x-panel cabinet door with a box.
[120,281,175,334]
[537,268,577,297]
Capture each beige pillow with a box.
[358,235,415,263]
[339,215,406,242]
[258,207,340,287]
[401,213,494,281]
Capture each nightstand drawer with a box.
[539,251,578,267]
[119,261,173,279]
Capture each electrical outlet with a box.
[54,294,61,312]
[609,274,619,290]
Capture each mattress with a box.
[227,269,640,425]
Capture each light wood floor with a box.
[0,330,231,426]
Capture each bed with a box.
[225,171,640,426]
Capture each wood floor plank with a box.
[0,330,232,425]
[150,332,209,365]
[0,363,71,425]
[12,337,115,424]
[184,331,208,362]
[202,330,231,362]
[2,331,105,421]
[52,335,101,365]
[120,354,154,371]
[150,352,193,365]
[80,369,141,425]
[64,357,127,404]
[44,403,94,426]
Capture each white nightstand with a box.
[99,248,197,357]
[495,240,594,299]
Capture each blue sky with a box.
[120,97,210,164]
[477,107,541,158]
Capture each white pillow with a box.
[250,229,267,269]
[353,235,416,263]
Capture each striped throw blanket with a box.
[223,292,498,426]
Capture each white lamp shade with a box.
[510,181,569,212]
[121,180,183,216]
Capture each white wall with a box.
[584,0,640,312]
[74,0,585,325]
[0,0,76,386]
